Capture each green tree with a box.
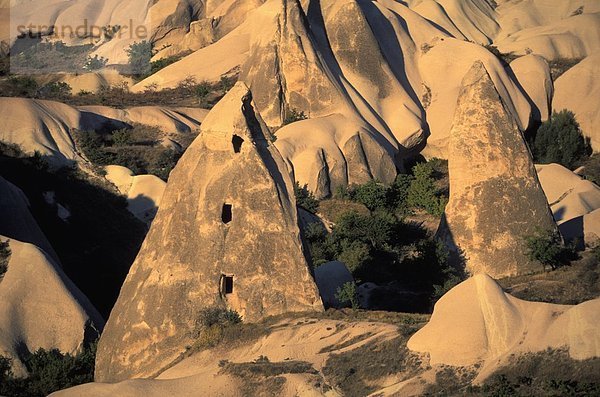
[126,41,152,77]
[532,110,591,169]
[335,281,359,309]
[294,182,319,213]
[338,240,371,273]
[390,173,413,215]
[0,342,97,397]
[351,180,389,211]
[524,229,575,271]
[111,129,131,146]
[407,162,447,217]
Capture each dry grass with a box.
[317,199,370,224]
[498,249,600,304]
[468,349,600,396]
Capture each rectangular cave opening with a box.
[221,274,234,295]
[221,203,232,224]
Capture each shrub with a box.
[39,82,72,99]
[111,129,131,146]
[335,281,359,309]
[283,108,308,125]
[0,240,10,279]
[294,182,319,213]
[126,41,152,77]
[390,173,413,215]
[219,75,236,92]
[83,55,107,71]
[338,241,371,273]
[150,55,180,75]
[197,307,241,329]
[531,110,591,169]
[195,81,211,98]
[191,307,242,349]
[524,229,575,271]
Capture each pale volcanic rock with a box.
[536,163,600,244]
[274,114,398,198]
[510,54,553,122]
[0,237,103,376]
[495,12,600,60]
[440,61,556,278]
[0,98,86,166]
[94,82,323,383]
[57,73,135,94]
[0,179,103,375]
[553,53,600,152]
[104,165,166,225]
[408,274,600,381]
[411,0,500,45]
[419,38,532,158]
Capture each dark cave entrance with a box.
[221,203,232,224]
[221,274,234,295]
[232,135,244,153]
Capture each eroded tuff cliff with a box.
[439,61,557,278]
[95,82,323,383]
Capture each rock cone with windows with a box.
[94,82,323,383]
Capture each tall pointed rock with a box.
[440,61,557,278]
[239,0,342,127]
[95,82,323,382]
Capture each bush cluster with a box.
[335,281,359,309]
[337,159,448,217]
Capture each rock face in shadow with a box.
[95,82,323,383]
[439,61,557,278]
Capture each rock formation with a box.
[95,82,323,383]
[536,163,600,245]
[104,165,166,225]
[553,53,600,151]
[510,54,553,123]
[408,274,600,381]
[439,61,557,278]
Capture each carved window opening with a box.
[221,274,234,295]
[232,135,244,153]
[221,203,232,224]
